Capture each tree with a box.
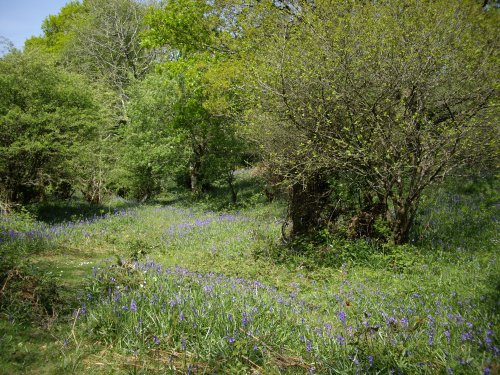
[244,0,499,243]
[0,36,15,56]
[120,56,246,200]
[28,0,159,118]
[0,49,108,205]
[67,0,158,118]
[117,70,185,200]
[128,0,247,198]
[24,1,85,56]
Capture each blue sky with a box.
[0,0,71,49]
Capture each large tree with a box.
[66,0,158,120]
[129,0,247,198]
[24,0,160,202]
[27,0,159,121]
[0,49,108,206]
[120,54,246,199]
[244,0,499,243]
[25,1,85,56]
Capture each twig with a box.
[242,355,264,372]
[239,328,311,370]
[0,268,20,295]
[71,308,80,345]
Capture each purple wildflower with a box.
[242,312,252,328]
[336,334,345,346]
[368,355,373,366]
[306,340,312,352]
[485,336,493,347]
[338,311,346,324]
[427,315,435,346]
[130,298,137,312]
[460,331,473,342]
[444,329,451,343]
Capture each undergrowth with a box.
[0,174,497,373]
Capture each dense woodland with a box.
[1,0,497,243]
[0,0,499,373]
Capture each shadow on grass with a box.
[25,199,140,224]
[0,319,68,374]
[163,171,276,212]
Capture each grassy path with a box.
[0,199,498,373]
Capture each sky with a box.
[0,0,70,50]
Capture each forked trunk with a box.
[392,201,418,245]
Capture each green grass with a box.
[0,175,498,374]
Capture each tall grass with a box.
[73,255,497,374]
[0,175,498,373]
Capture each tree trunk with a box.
[189,160,202,197]
[227,172,237,204]
[392,201,417,245]
[288,176,330,238]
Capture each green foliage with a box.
[0,257,62,325]
[0,1,498,371]
[244,0,499,243]
[24,1,85,55]
[135,0,250,200]
[143,0,214,54]
[120,54,246,200]
[73,236,498,374]
[115,71,179,199]
[0,49,107,204]
[0,171,497,373]
[65,0,156,94]
[255,230,424,273]
[0,213,61,324]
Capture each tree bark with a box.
[392,201,418,244]
[227,172,237,204]
[289,176,330,238]
[189,160,202,196]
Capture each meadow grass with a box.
[0,175,498,374]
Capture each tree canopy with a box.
[0,0,497,243]
[243,0,499,243]
[0,49,109,204]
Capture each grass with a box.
[0,173,498,374]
